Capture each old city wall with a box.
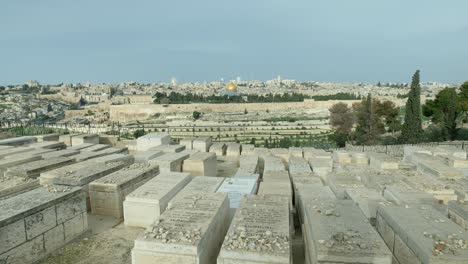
[107,99,361,122]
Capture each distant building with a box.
[219,82,240,96]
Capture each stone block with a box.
[241,144,255,155]
[64,212,88,242]
[0,178,40,200]
[217,195,291,264]
[80,143,111,152]
[0,136,36,147]
[226,143,241,157]
[0,155,42,178]
[238,154,259,174]
[29,141,66,150]
[216,178,258,217]
[25,206,57,240]
[270,148,289,165]
[44,224,65,252]
[333,150,352,164]
[68,143,95,150]
[149,152,190,173]
[123,172,191,227]
[56,192,87,224]
[71,134,99,146]
[179,137,194,150]
[209,142,226,156]
[167,176,224,208]
[192,137,212,152]
[0,235,45,264]
[304,200,392,263]
[134,150,165,163]
[132,192,229,264]
[149,144,185,153]
[58,133,81,146]
[34,133,60,142]
[448,201,468,229]
[0,146,34,159]
[6,156,76,179]
[183,152,217,176]
[136,133,171,151]
[41,149,80,159]
[89,164,159,217]
[289,147,303,158]
[377,204,468,264]
[0,219,26,254]
[370,153,400,170]
[345,187,386,224]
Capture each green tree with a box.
[401,70,423,143]
[423,88,461,140]
[192,111,202,120]
[458,81,468,122]
[133,129,146,139]
[47,103,53,112]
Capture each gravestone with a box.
[183,152,217,176]
[136,133,171,151]
[149,152,190,173]
[193,137,212,152]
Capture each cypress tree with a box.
[401,70,424,143]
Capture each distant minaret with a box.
[171,77,177,86]
[236,76,241,83]
[277,75,282,83]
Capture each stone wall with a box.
[345,141,468,157]
[108,99,362,122]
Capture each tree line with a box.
[329,70,468,147]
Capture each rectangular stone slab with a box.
[448,201,468,230]
[132,192,229,264]
[377,204,468,264]
[136,133,171,151]
[89,164,159,217]
[134,150,165,163]
[263,155,286,172]
[5,148,56,160]
[80,144,111,152]
[345,187,387,224]
[238,155,259,174]
[179,137,194,150]
[369,153,400,170]
[41,149,80,159]
[192,137,211,152]
[304,200,392,264]
[71,134,99,146]
[149,152,190,172]
[183,152,217,176]
[0,155,42,177]
[51,161,129,186]
[240,144,254,155]
[0,147,34,159]
[295,185,335,224]
[68,143,96,150]
[5,157,76,179]
[29,141,66,150]
[209,142,226,156]
[168,176,224,208]
[217,195,291,264]
[216,178,258,210]
[0,178,40,200]
[88,154,134,165]
[123,172,191,227]
[34,133,59,142]
[149,144,185,153]
[226,143,241,157]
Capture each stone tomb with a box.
[0,187,87,264]
[448,200,468,230]
[333,150,352,164]
[58,133,82,146]
[167,176,224,208]
[369,153,400,170]
[89,164,159,218]
[216,177,258,218]
[132,192,229,264]
[289,147,303,158]
[238,154,259,174]
[179,137,195,150]
[241,144,255,155]
[41,149,80,159]
[123,172,191,228]
[34,133,59,142]
[193,137,212,152]
[71,134,99,146]
[209,142,226,156]
[376,204,468,264]
[0,177,40,200]
[6,148,56,160]
[149,152,190,173]
[304,200,392,264]
[0,155,42,178]
[5,156,76,179]
[263,155,286,173]
[344,187,387,225]
[217,195,291,264]
[226,143,241,157]
[0,146,34,159]
[68,143,96,151]
[134,150,165,164]
[136,133,171,151]
[0,136,36,147]
[182,152,217,176]
[270,148,290,165]
[150,144,185,153]
[80,143,111,152]
[29,141,66,150]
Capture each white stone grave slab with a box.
[136,133,171,151]
[182,152,217,176]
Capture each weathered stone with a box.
[89,164,159,218]
[377,204,468,263]
[80,143,111,152]
[304,200,392,263]
[0,155,42,177]
[218,195,291,264]
[345,187,387,225]
[0,146,34,159]
[132,192,229,264]
[58,133,82,146]
[5,157,76,179]
[71,134,99,146]
[29,141,66,150]
[289,147,303,158]
[5,148,56,160]
[238,155,259,174]
[183,152,217,176]
[216,177,258,217]
[226,143,241,157]
[369,153,400,170]
[68,143,96,150]
[136,133,171,151]
[333,150,352,164]
[167,176,224,208]
[123,172,191,227]
[240,144,255,155]
[264,155,286,173]
[150,152,190,173]
[40,149,80,159]
[448,201,468,230]
[179,137,194,150]
[51,161,129,186]
[134,150,165,163]
[192,137,212,152]
[327,171,365,199]
[209,142,226,156]
[0,136,36,147]
[383,185,437,206]
[34,133,59,142]
[149,144,185,153]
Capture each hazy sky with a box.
[1,0,467,84]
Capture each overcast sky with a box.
[1,0,467,85]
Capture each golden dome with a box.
[226,83,237,91]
